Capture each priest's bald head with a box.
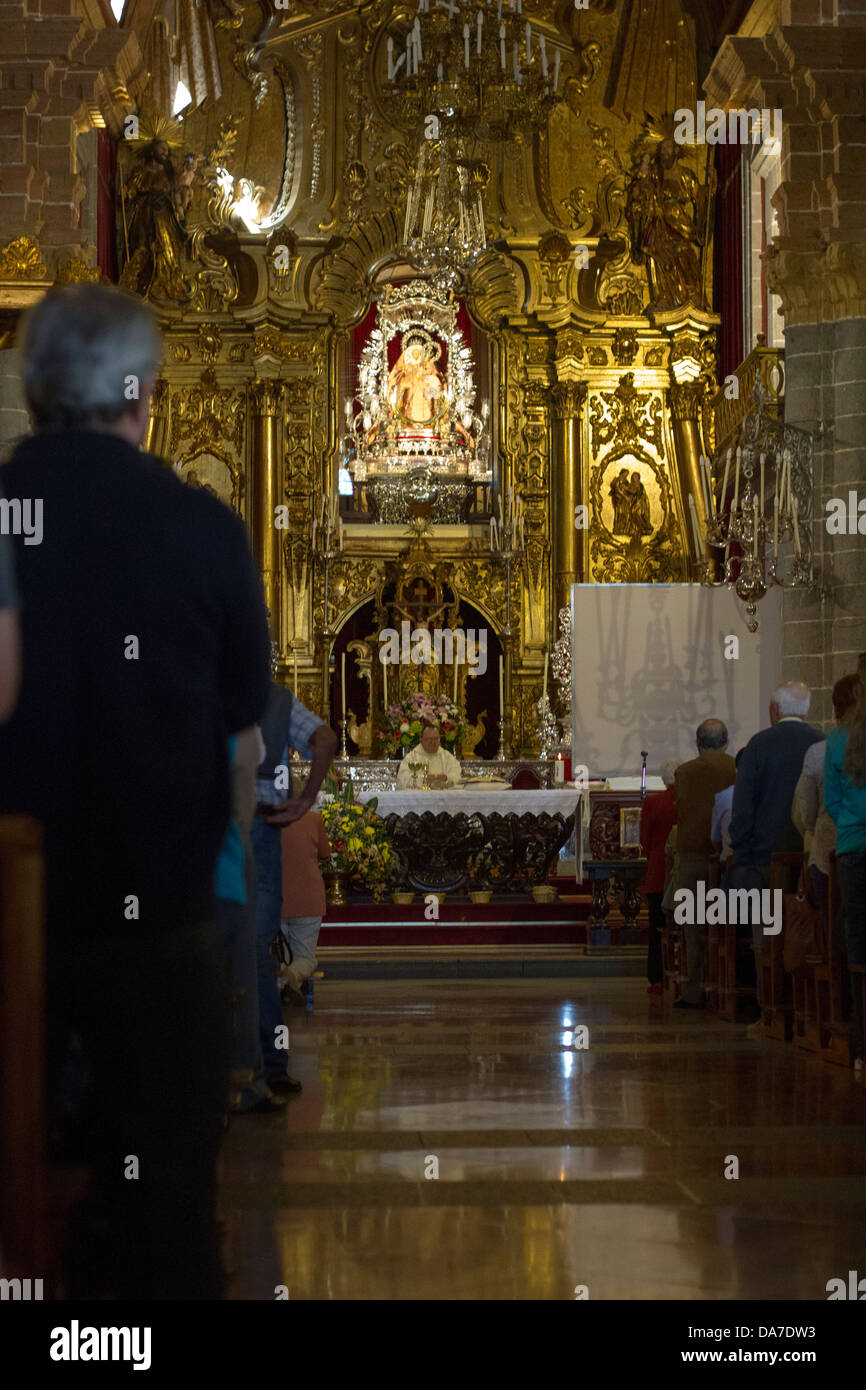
[695,718,729,754]
[20,284,161,447]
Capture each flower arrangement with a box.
[378,691,466,755]
[318,779,397,898]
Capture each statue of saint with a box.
[625,135,707,311]
[120,139,199,302]
[388,335,444,426]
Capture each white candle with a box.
[539,32,547,77]
[773,495,779,560]
[554,754,565,785]
[499,655,504,714]
[732,448,741,518]
[387,36,394,80]
[383,653,388,707]
[341,651,347,717]
[464,22,469,67]
[753,496,759,558]
[513,43,519,82]
[542,650,549,705]
[526,20,531,57]
[453,661,458,702]
[293,646,299,694]
[786,452,793,513]
[720,449,731,515]
[759,453,765,517]
[553,49,560,91]
[499,22,506,67]
[477,9,482,53]
[698,457,710,516]
[792,498,801,556]
[688,493,706,558]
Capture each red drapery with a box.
[713,143,744,383]
[97,131,118,283]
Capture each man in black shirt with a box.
[0,285,271,1298]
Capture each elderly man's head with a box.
[19,285,161,445]
[695,718,729,753]
[419,722,440,754]
[770,681,811,725]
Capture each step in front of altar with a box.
[318,892,648,950]
[316,945,647,979]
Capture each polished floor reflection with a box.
[220,979,866,1300]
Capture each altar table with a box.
[356,788,582,895]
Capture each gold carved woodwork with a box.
[54,256,102,285]
[249,379,283,417]
[171,369,245,455]
[537,231,573,303]
[611,329,638,366]
[551,380,587,421]
[668,382,701,423]
[0,236,47,280]
[588,373,663,455]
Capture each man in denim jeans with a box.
[251,681,337,1094]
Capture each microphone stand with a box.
[640,750,648,801]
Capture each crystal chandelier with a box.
[697,385,820,632]
[382,0,562,142]
[402,135,489,276]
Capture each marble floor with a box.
[220,979,866,1300]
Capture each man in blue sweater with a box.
[729,681,824,1003]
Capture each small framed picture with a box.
[619,806,642,853]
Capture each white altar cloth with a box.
[357,789,583,879]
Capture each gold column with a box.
[669,382,709,567]
[250,379,284,647]
[144,379,170,461]
[550,380,587,617]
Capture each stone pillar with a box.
[250,380,284,649]
[705,3,866,727]
[0,348,27,461]
[550,380,587,618]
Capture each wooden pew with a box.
[0,816,46,1283]
[705,853,721,1013]
[820,854,852,1066]
[752,852,800,1041]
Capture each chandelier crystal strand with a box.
[700,384,818,632]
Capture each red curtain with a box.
[97,131,118,283]
[713,143,743,382]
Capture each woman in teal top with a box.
[824,653,866,1066]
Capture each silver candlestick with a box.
[495,716,507,761]
[339,716,349,760]
[537,694,558,756]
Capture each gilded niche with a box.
[587,375,681,583]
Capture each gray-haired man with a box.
[0,285,271,1297]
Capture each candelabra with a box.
[697,386,819,632]
[489,488,526,758]
[311,491,344,639]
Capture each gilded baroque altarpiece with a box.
[119,0,718,755]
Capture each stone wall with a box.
[706,0,866,730]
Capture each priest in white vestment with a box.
[396,721,462,789]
